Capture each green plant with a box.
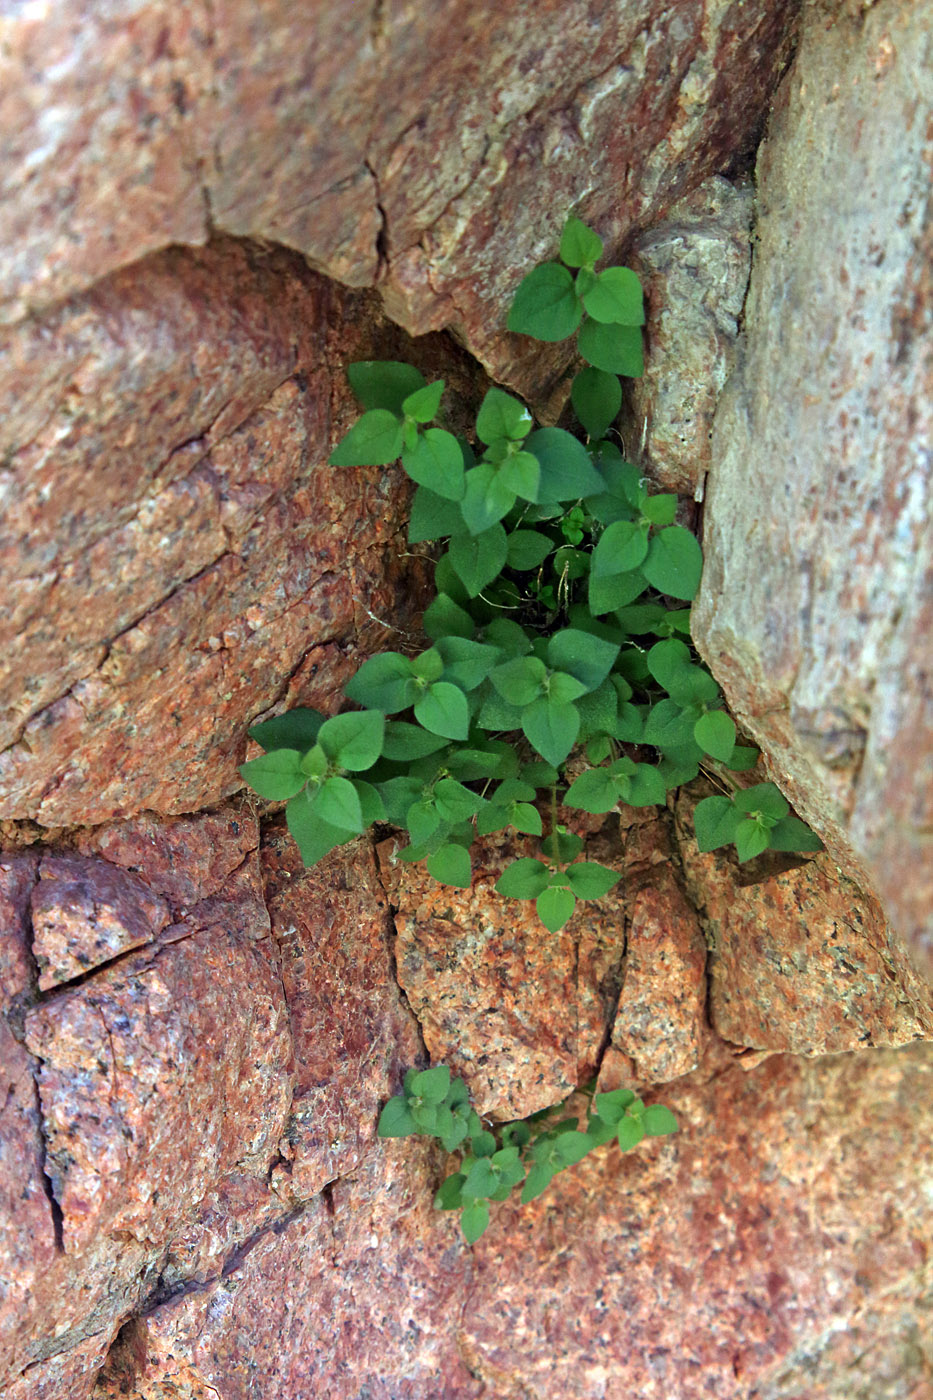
[377,1064,678,1242]
[240,212,821,926]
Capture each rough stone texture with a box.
[456,1045,933,1400]
[259,823,422,1203]
[31,857,170,990]
[0,238,467,828]
[92,1142,480,1400]
[378,830,627,1119]
[0,807,291,1388]
[84,1045,933,1400]
[691,0,933,984]
[675,789,933,1055]
[608,868,708,1083]
[5,1331,118,1400]
[629,175,754,497]
[0,0,798,390]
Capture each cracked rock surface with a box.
[1,0,932,1395]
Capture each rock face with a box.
[691,0,933,984]
[1,0,932,1396]
[0,0,798,388]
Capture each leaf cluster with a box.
[377,1065,678,1243]
[240,213,821,926]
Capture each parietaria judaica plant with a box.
[239,214,822,1241]
[240,212,822,928]
[376,1065,678,1243]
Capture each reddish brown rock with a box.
[86,1046,933,1400]
[608,869,708,1084]
[0,240,465,827]
[31,856,170,990]
[378,831,626,1119]
[1,1,797,390]
[458,1046,933,1400]
[692,0,933,983]
[4,1330,117,1400]
[259,823,422,1202]
[92,1140,480,1400]
[675,791,933,1056]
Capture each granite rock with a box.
[86,1045,933,1400]
[0,0,798,393]
[629,175,754,497]
[91,1141,480,1400]
[0,240,467,827]
[377,830,627,1119]
[691,0,933,984]
[675,789,933,1055]
[259,823,422,1202]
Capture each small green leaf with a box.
[693,795,744,852]
[491,655,547,706]
[401,428,465,500]
[617,1116,646,1151]
[767,816,824,853]
[724,745,760,773]
[588,570,646,615]
[426,843,472,888]
[507,262,582,341]
[460,1199,490,1244]
[495,858,551,900]
[641,493,677,526]
[577,318,644,376]
[524,428,606,501]
[564,767,619,814]
[449,523,508,597]
[624,763,668,807]
[433,777,483,823]
[422,592,476,642]
[510,802,543,836]
[642,526,703,600]
[317,710,385,771]
[402,379,444,423]
[407,485,464,543]
[406,799,440,846]
[536,885,576,932]
[329,408,403,466]
[498,451,541,501]
[522,696,580,766]
[248,708,325,753]
[433,635,500,691]
[344,652,415,713]
[571,367,622,440]
[540,828,585,862]
[460,464,516,534]
[553,1130,595,1167]
[733,782,790,821]
[734,818,771,862]
[559,215,604,268]
[566,862,621,900]
[347,361,427,413]
[377,1095,418,1137]
[476,387,534,444]
[592,519,649,577]
[239,749,306,800]
[381,726,448,765]
[643,1104,678,1136]
[285,793,351,865]
[694,710,736,763]
[409,1065,451,1104]
[506,529,553,571]
[311,776,364,833]
[414,682,470,740]
[547,628,619,691]
[435,1173,466,1210]
[520,1162,555,1204]
[594,1088,636,1125]
[581,266,644,325]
